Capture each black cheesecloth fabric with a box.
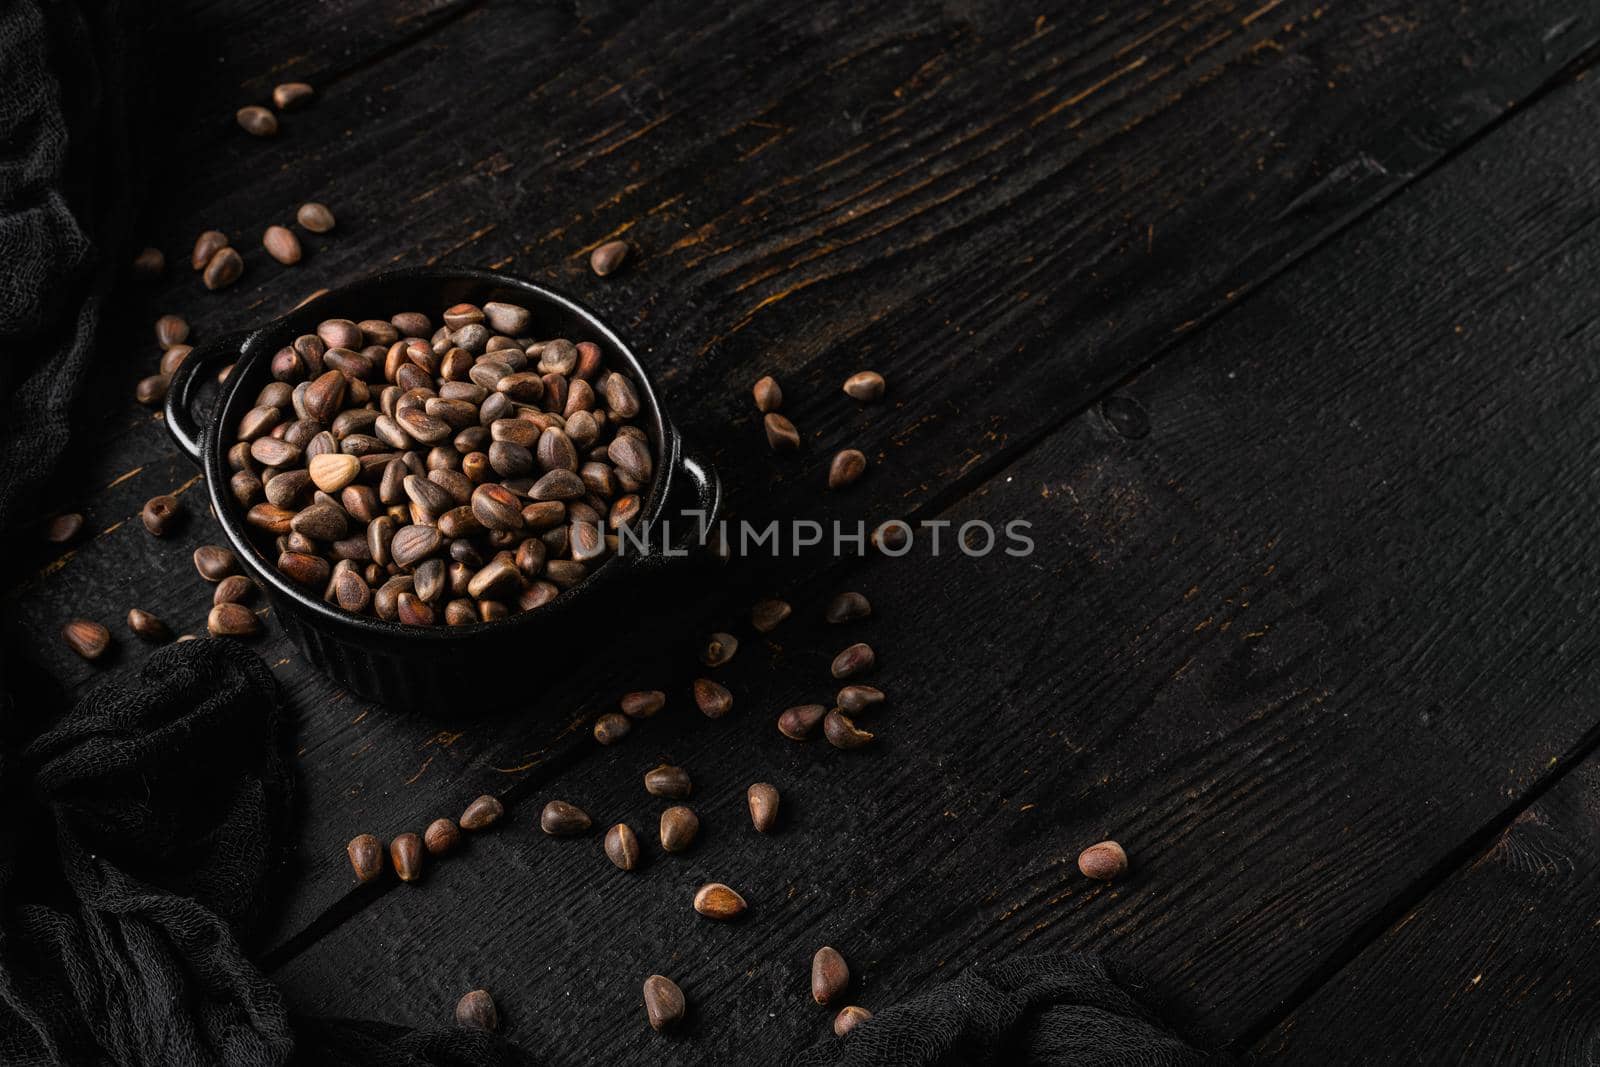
[0,2,1224,1065]
[788,956,1224,1067]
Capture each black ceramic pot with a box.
[165,267,721,709]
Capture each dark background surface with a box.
[8,1,1600,1063]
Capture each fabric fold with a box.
[790,954,1225,1067]
[2,640,294,1065]
[0,639,540,1067]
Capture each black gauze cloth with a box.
[0,0,137,536]
[790,955,1226,1067]
[0,639,539,1067]
[0,641,291,1064]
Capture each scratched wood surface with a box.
[5,0,1600,1063]
[1256,757,1600,1065]
[268,48,1600,1063]
[18,0,1598,953]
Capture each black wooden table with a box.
[10,1,1600,1062]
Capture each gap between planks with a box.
[1237,717,1600,1051]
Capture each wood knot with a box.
[1100,395,1150,439]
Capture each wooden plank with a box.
[270,65,1600,1061]
[8,0,1598,966]
[153,0,486,99]
[1254,756,1600,1064]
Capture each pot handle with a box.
[618,433,722,570]
[673,437,722,537]
[165,330,250,466]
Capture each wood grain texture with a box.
[10,0,1593,964]
[5,0,1600,1058]
[272,59,1600,1062]
[1256,758,1600,1064]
